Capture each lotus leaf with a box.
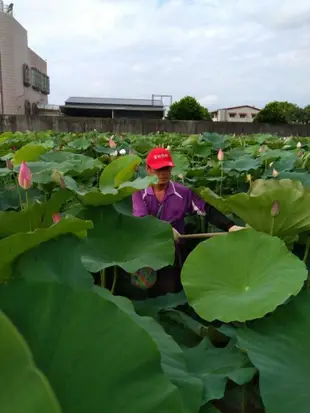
[79,205,174,272]
[237,291,310,413]
[181,229,307,322]
[0,217,93,281]
[0,310,61,413]
[0,280,184,413]
[184,339,256,404]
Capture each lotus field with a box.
[1,130,310,413]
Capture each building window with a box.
[229,113,236,118]
[252,113,256,118]
[23,64,31,87]
[239,113,247,118]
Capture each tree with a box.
[304,105,310,124]
[254,101,305,124]
[254,102,288,124]
[166,96,212,121]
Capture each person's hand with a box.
[172,228,181,242]
[228,225,246,232]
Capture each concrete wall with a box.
[1,115,310,136]
[0,10,48,115]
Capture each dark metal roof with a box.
[65,97,164,108]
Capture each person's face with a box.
[147,165,172,185]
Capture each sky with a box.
[13,0,310,110]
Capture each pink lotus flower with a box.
[109,136,117,149]
[18,161,32,190]
[217,148,224,161]
[52,213,61,224]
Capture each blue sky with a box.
[14,0,310,110]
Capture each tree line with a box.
[167,96,310,124]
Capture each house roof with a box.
[212,105,261,113]
[65,97,164,108]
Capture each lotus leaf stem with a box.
[25,190,32,231]
[111,266,118,295]
[241,384,247,413]
[100,269,106,288]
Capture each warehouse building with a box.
[60,97,165,119]
[0,3,50,116]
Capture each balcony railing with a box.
[0,1,14,16]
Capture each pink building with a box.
[0,3,50,115]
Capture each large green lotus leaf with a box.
[65,175,156,206]
[259,148,295,162]
[99,154,141,193]
[225,179,310,241]
[181,229,307,322]
[201,133,230,150]
[199,187,230,215]
[99,289,203,413]
[0,310,61,413]
[277,171,310,188]
[16,152,103,183]
[237,291,310,413]
[184,339,256,404]
[0,190,72,236]
[0,217,93,281]
[67,137,91,150]
[79,205,174,272]
[191,142,212,158]
[223,156,261,172]
[171,153,190,177]
[12,143,49,165]
[14,235,92,288]
[0,280,183,413]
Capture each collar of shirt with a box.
[143,181,183,201]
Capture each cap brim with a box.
[148,161,175,170]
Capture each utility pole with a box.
[0,49,4,133]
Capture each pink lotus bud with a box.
[6,159,13,170]
[109,136,117,149]
[272,168,279,178]
[18,161,32,190]
[52,213,62,224]
[271,200,280,217]
[11,146,17,151]
[258,147,263,153]
[297,142,302,149]
[217,148,224,161]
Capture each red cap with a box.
[146,148,175,170]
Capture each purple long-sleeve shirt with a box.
[132,181,206,234]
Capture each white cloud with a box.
[13,0,310,109]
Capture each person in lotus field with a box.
[132,147,244,297]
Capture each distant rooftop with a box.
[65,97,164,108]
[212,105,261,113]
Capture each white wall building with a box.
[0,2,50,115]
[212,105,261,122]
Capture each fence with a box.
[1,115,310,136]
